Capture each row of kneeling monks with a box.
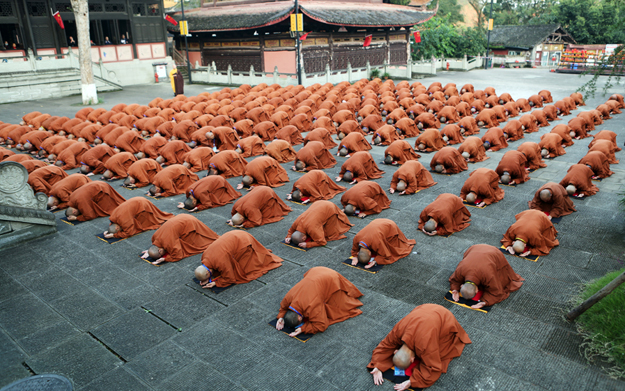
[0,79,623,389]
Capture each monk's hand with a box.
[140,250,149,259]
[286,194,292,200]
[298,242,307,248]
[201,281,216,289]
[452,290,460,302]
[364,260,376,269]
[86,172,94,177]
[477,201,486,207]
[506,246,515,254]
[152,257,166,265]
[471,301,486,309]
[227,220,233,226]
[236,184,244,190]
[67,215,77,221]
[389,188,395,194]
[177,202,185,209]
[302,199,310,204]
[370,368,384,385]
[520,250,531,257]
[358,213,367,218]
[351,258,358,266]
[335,176,342,181]
[350,180,357,185]
[509,180,516,185]
[48,205,57,211]
[276,318,284,330]
[547,215,552,221]
[394,380,411,391]
[289,328,302,337]
[292,166,297,171]
[284,237,291,244]
[103,231,114,239]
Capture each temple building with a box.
[167,0,434,73]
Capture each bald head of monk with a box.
[107,223,121,235]
[54,160,64,167]
[284,309,303,329]
[500,171,511,185]
[194,265,211,283]
[461,151,470,160]
[124,176,136,187]
[344,204,355,216]
[141,130,149,137]
[235,147,243,154]
[291,189,302,203]
[541,148,549,157]
[342,171,354,182]
[384,155,393,165]
[477,120,484,126]
[134,152,145,159]
[392,345,416,370]
[149,185,162,196]
[295,161,306,171]
[357,247,372,265]
[442,135,449,142]
[417,122,423,130]
[242,175,254,187]
[566,185,576,195]
[181,195,197,210]
[15,143,24,151]
[460,282,478,300]
[338,132,345,140]
[339,147,349,157]
[435,164,444,173]
[187,141,197,148]
[396,180,407,192]
[373,135,382,145]
[440,116,447,123]
[80,165,91,175]
[231,212,245,226]
[483,141,490,149]
[418,143,425,151]
[148,245,164,259]
[207,167,219,176]
[539,189,552,202]
[424,218,437,233]
[156,156,165,164]
[57,130,66,137]
[291,230,307,246]
[47,196,59,209]
[465,192,477,204]
[512,240,525,254]
[205,131,215,140]
[182,161,191,169]
[93,137,102,145]
[102,170,114,180]
[113,147,121,154]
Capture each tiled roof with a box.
[300,2,435,27]
[489,24,569,49]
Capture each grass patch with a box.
[572,267,625,379]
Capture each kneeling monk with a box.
[559,164,599,198]
[47,173,91,211]
[336,151,385,184]
[449,244,524,309]
[430,146,468,174]
[237,156,289,189]
[287,170,346,204]
[367,304,471,390]
[143,214,219,265]
[351,219,416,268]
[229,186,291,228]
[104,197,173,239]
[179,175,241,211]
[418,194,471,236]
[528,182,576,218]
[285,200,353,248]
[390,161,437,195]
[194,230,282,288]
[276,266,363,337]
[65,181,126,221]
[460,168,504,207]
[149,164,199,197]
[501,209,559,256]
[340,181,391,218]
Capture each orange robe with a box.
[141,136,168,158]
[186,176,241,210]
[231,185,291,228]
[274,125,304,145]
[517,142,546,170]
[81,145,116,174]
[539,133,566,158]
[460,168,504,205]
[579,151,614,178]
[159,140,191,165]
[114,130,144,153]
[278,266,363,334]
[68,181,126,221]
[151,214,219,263]
[20,159,47,174]
[0,146,15,161]
[243,156,289,188]
[395,118,420,137]
[305,128,338,149]
[208,150,248,178]
[28,165,68,194]
[528,182,577,218]
[475,108,499,127]
[440,124,464,145]
[338,120,365,136]
[291,170,346,202]
[367,304,471,389]
[49,174,91,209]
[430,147,468,174]
[415,113,441,129]
[589,130,620,152]
[109,197,173,238]
[458,116,479,135]
[183,147,214,172]
[264,140,296,163]
[568,117,591,139]
[351,219,415,265]
[236,136,266,158]
[559,164,599,196]
[339,132,372,154]
[390,161,437,194]
[418,194,471,236]
[103,152,136,178]
[55,142,90,170]
[414,128,445,151]
[449,244,524,306]
[361,114,385,132]
[233,119,255,139]
[588,139,619,164]
[211,126,240,151]
[294,141,337,170]
[458,136,489,163]
[482,127,508,151]
[127,159,162,188]
[502,120,525,142]
[550,125,574,147]
[152,164,199,197]
[384,140,420,164]
[373,125,401,146]
[286,200,353,248]
[495,150,530,184]
[339,151,385,182]
[340,181,391,215]
[201,230,283,287]
[501,209,559,255]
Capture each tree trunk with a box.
[566,271,625,322]
[70,0,98,105]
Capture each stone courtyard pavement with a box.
[1,69,624,390]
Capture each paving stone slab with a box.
[125,340,196,388]
[503,291,576,331]
[0,247,50,277]
[79,366,151,391]
[0,293,67,340]
[16,320,81,357]
[0,269,28,303]
[109,284,162,311]
[15,265,87,303]
[212,298,270,333]
[0,363,32,389]
[90,308,177,360]
[541,327,587,365]
[317,342,380,391]
[155,360,245,391]
[239,355,338,391]
[0,329,25,369]
[26,334,121,389]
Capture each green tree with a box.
[411,16,487,59]
[387,0,411,5]
[430,0,464,24]
[553,0,625,44]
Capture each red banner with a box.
[164,14,178,26]
[53,10,64,29]
[413,31,421,43]
[363,34,372,47]
[299,32,309,41]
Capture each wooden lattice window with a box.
[27,2,47,16]
[0,1,15,17]
[105,3,126,13]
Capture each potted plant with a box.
[369,68,380,80]
[382,72,391,80]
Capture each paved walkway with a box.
[1,69,624,390]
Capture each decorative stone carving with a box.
[0,161,48,210]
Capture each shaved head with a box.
[440,116,447,123]
[65,207,79,217]
[47,196,58,208]
[541,148,549,157]
[295,161,305,171]
[242,175,254,187]
[392,345,415,370]
[435,164,444,173]
[182,161,191,169]
[205,132,214,140]
[342,171,353,182]
[461,151,470,159]
[291,231,306,246]
[54,160,64,167]
[460,283,477,300]
[231,212,245,226]
[155,156,164,164]
[107,223,121,234]
[23,142,32,151]
[418,143,425,150]
[512,240,525,254]
[570,131,576,138]
[539,189,552,202]
[93,138,102,145]
[338,132,345,140]
[134,152,145,159]
[208,167,219,176]
[102,170,113,179]
[148,245,163,259]
[384,155,393,164]
[80,165,91,174]
[187,141,197,148]
[396,180,407,192]
[424,218,437,233]
[566,185,576,195]
[483,141,490,149]
[284,310,301,329]
[235,147,243,154]
[339,147,348,156]
[149,185,160,196]
[465,192,477,204]
[373,136,382,144]
[344,204,355,216]
[357,247,371,264]
[500,172,511,184]
[194,265,210,281]
[291,189,302,202]
[183,197,197,210]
